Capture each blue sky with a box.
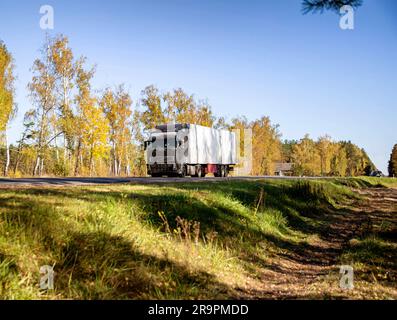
[0,0,396,172]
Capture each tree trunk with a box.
[4,132,10,176]
[114,159,118,176]
[63,136,67,162]
[55,133,60,163]
[117,158,122,176]
[92,159,96,176]
[125,155,131,176]
[40,158,44,176]
[89,147,94,177]
[74,139,81,176]
[33,155,41,176]
[112,143,117,176]
[13,150,21,175]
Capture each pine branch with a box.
[302,0,363,14]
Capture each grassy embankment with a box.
[0,177,396,299]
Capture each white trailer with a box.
[144,124,237,177]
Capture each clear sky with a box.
[0,0,396,173]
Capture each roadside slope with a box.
[0,178,396,299]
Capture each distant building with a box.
[274,162,293,176]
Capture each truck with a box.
[144,123,237,177]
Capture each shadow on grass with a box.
[11,180,332,235]
[0,197,234,299]
[1,181,350,270]
[3,179,388,299]
[58,230,233,299]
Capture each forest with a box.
[0,35,376,178]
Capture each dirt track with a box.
[240,187,397,299]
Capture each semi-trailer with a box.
[144,123,237,177]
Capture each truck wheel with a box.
[179,165,186,178]
[214,166,220,177]
[224,167,229,177]
[196,165,202,178]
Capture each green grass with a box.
[331,176,397,188]
[0,177,395,299]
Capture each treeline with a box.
[389,144,397,177]
[0,35,376,177]
[282,136,375,176]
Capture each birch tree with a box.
[292,135,321,176]
[139,85,165,131]
[101,86,132,176]
[331,145,348,176]
[50,35,76,170]
[27,41,57,176]
[0,41,17,176]
[251,116,282,175]
[163,88,215,126]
